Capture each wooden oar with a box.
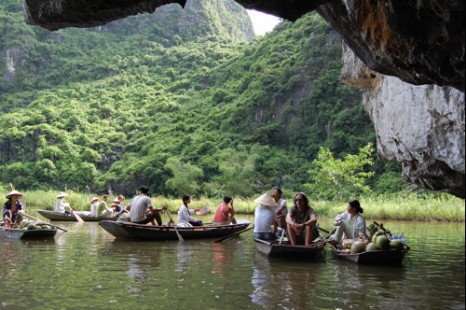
[278,228,286,244]
[165,209,183,242]
[214,225,254,243]
[71,209,85,223]
[318,226,330,234]
[22,213,68,232]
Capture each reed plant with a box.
[7,190,465,222]
[311,193,465,222]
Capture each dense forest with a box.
[0,0,405,200]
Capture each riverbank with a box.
[15,190,465,222]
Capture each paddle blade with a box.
[73,211,85,223]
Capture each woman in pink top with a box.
[212,196,237,226]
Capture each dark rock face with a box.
[23,0,188,31]
[317,0,465,92]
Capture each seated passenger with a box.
[54,192,72,214]
[212,196,237,226]
[96,195,111,216]
[271,187,288,230]
[327,200,366,245]
[286,192,318,246]
[89,197,100,217]
[178,195,202,227]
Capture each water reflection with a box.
[211,243,233,277]
[331,261,407,307]
[1,240,22,280]
[0,219,463,309]
[127,253,151,282]
[250,252,322,309]
[176,242,194,273]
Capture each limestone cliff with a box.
[342,44,465,198]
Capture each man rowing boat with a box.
[128,185,166,225]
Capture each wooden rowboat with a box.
[254,238,326,259]
[37,210,118,222]
[99,219,251,241]
[331,245,409,265]
[0,225,57,240]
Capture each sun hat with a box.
[90,197,99,203]
[6,190,23,199]
[254,193,277,208]
[56,192,68,198]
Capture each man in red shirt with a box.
[212,196,237,226]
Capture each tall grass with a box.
[311,193,465,222]
[6,190,465,222]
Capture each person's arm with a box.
[229,205,237,224]
[150,205,168,213]
[303,212,317,228]
[188,207,199,216]
[105,204,113,212]
[357,216,367,238]
[334,211,347,225]
[230,200,235,216]
[276,200,286,214]
[18,201,25,214]
[285,212,294,225]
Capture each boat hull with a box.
[0,227,57,239]
[37,210,118,222]
[255,238,325,259]
[332,245,409,265]
[99,220,251,241]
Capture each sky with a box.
[247,9,282,36]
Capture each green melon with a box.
[389,239,403,250]
[350,241,366,253]
[27,224,38,230]
[372,234,378,244]
[366,243,379,252]
[376,235,390,250]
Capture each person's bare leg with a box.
[305,227,315,246]
[287,224,297,245]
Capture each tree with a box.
[164,157,203,197]
[306,143,375,201]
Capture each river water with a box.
[0,217,464,310]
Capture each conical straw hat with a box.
[6,190,23,199]
[56,192,68,198]
[253,193,277,208]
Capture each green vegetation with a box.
[16,190,465,222]
[312,194,465,222]
[305,143,375,201]
[1,0,460,217]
